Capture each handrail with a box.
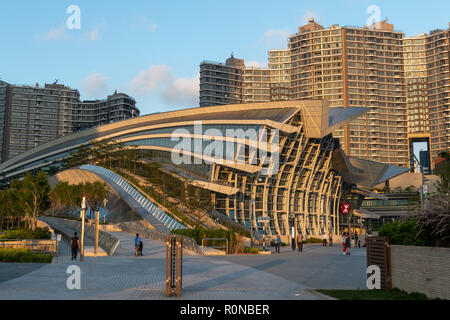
[80,165,187,231]
[0,239,59,255]
[118,221,202,255]
[201,238,229,255]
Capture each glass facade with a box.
[0,101,407,238]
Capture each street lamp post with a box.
[241,191,254,248]
[103,199,109,224]
[413,153,426,214]
[80,197,87,262]
[250,198,254,248]
[289,212,297,250]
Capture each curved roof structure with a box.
[48,169,106,188]
[0,100,365,180]
[0,100,408,237]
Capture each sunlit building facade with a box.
[289,19,408,167]
[200,20,450,171]
[0,101,407,238]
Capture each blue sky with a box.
[0,0,449,115]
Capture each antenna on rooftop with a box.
[53,79,59,85]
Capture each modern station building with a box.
[0,101,407,237]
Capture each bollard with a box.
[166,235,183,297]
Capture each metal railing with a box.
[118,221,202,255]
[0,239,59,255]
[80,165,187,231]
[209,209,251,235]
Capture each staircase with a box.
[80,165,187,232]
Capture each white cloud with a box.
[263,29,290,49]
[133,16,159,32]
[35,25,67,41]
[161,75,199,106]
[245,60,268,68]
[129,65,199,107]
[89,29,100,41]
[82,73,109,97]
[129,65,172,95]
[88,23,106,41]
[148,23,159,32]
[300,10,322,25]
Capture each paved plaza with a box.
[0,231,366,300]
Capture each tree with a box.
[49,182,83,217]
[435,151,449,193]
[378,220,424,246]
[415,189,450,247]
[0,189,21,229]
[83,182,110,219]
[62,139,126,170]
[10,171,51,230]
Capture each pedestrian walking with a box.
[276,233,281,254]
[297,232,303,252]
[342,232,347,255]
[291,236,296,251]
[323,232,328,247]
[71,232,80,261]
[138,239,144,256]
[345,233,352,255]
[354,232,359,249]
[328,232,333,247]
[135,233,142,257]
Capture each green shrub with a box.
[270,240,289,247]
[0,248,53,263]
[242,247,260,254]
[304,237,323,244]
[378,220,425,246]
[318,288,429,300]
[172,227,236,246]
[0,227,52,240]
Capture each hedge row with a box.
[172,227,237,246]
[0,227,52,240]
[0,248,53,263]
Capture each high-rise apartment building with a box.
[200,19,450,170]
[0,81,139,162]
[424,27,450,161]
[289,19,408,167]
[269,49,291,101]
[199,55,244,107]
[73,92,138,132]
[242,67,271,103]
[403,34,430,172]
[200,51,292,107]
[0,81,8,163]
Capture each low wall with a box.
[118,221,201,255]
[391,245,450,300]
[36,220,56,239]
[39,217,120,256]
[0,239,58,254]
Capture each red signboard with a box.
[340,202,351,215]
